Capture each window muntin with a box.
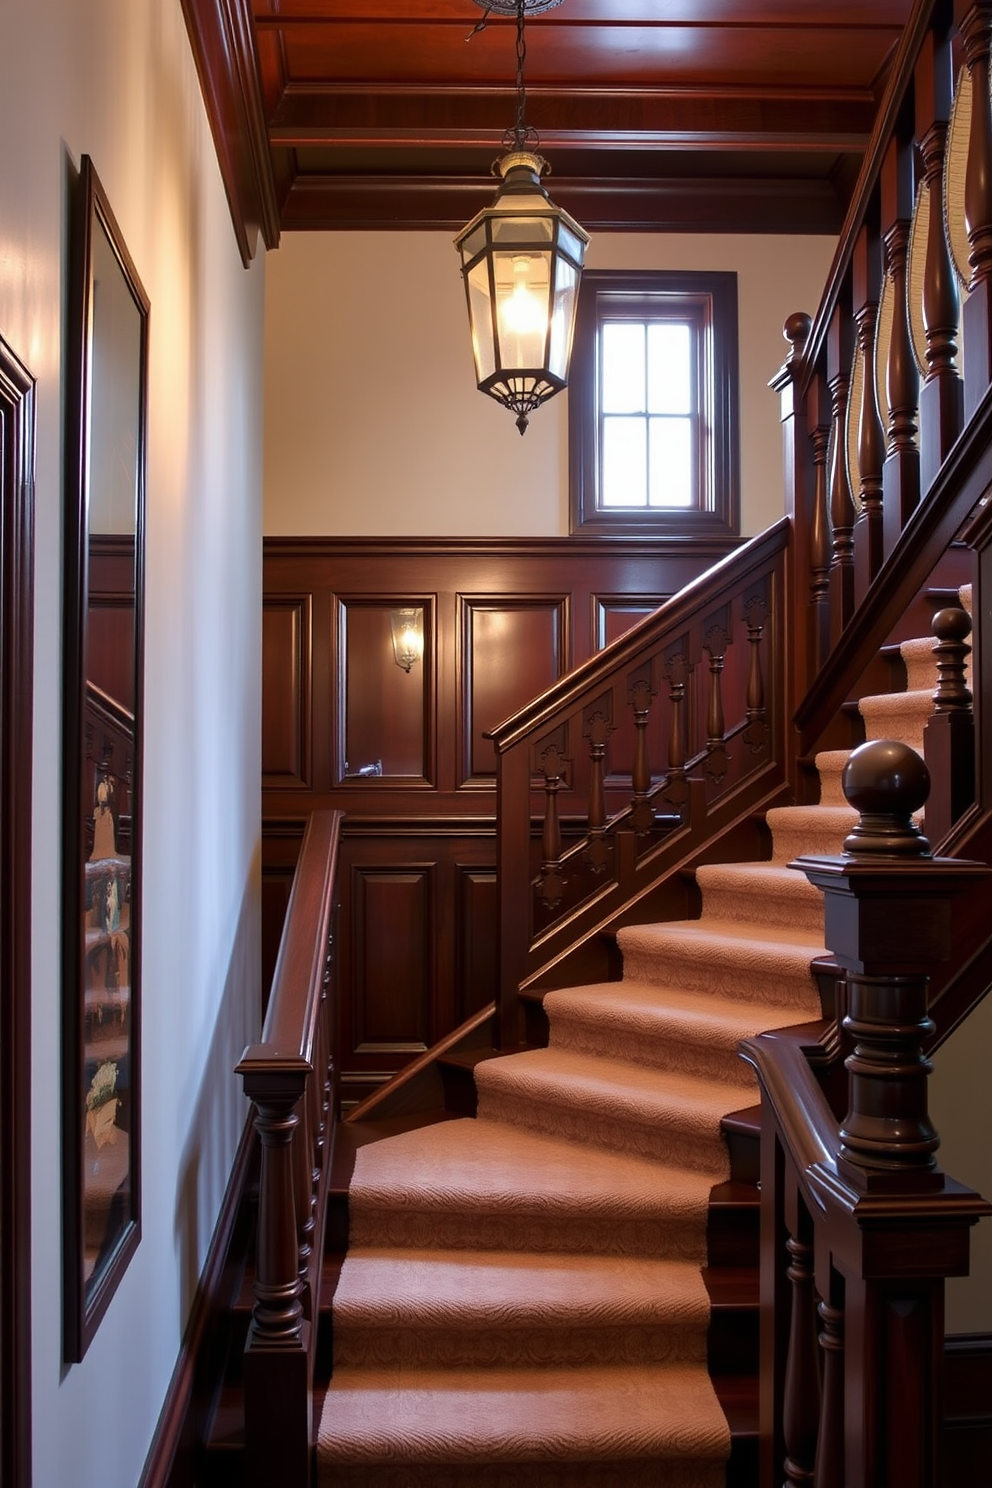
[568,271,740,538]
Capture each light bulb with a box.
[499,257,547,337]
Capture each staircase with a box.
[301,608,956,1486]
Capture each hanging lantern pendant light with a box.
[455,0,590,434]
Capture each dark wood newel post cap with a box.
[841,738,931,857]
[790,739,986,973]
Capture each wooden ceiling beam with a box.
[268,86,878,150]
[280,171,847,235]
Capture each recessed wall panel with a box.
[352,866,432,1051]
[340,600,431,781]
[456,866,498,1023]
[462,599,568,783]
[262,596,311,786]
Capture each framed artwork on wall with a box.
[62,155,149,1361]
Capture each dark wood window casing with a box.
[569,269,741,540]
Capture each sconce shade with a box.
[455,152,589,434]
[390,607,424,672]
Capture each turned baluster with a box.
[881,134,921,556]
[743,591,769,753]
[814,1294,844,1488]
[961,2,992,414]
[808,412,832,672]
[852,224,885,598]
[583,705,613,874]
[703,614,730,783]
[662,648,690,811]
[782,1221,821,1487]
[628,676,656,834]
[239,1077,305,1344]
[917,28,962,487]
[827,306,856,645]
[771,311,818,695]
[923,606,974,844]
[537,741,568,909]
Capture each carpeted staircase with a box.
[315,600,963,1487]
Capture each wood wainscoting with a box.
[262,535,736,1107]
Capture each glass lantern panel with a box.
[548,257,579,377]
[602,417,647,507]
[467,259,497,382]
[457,221,489,265]
[649,416,693,506]
[493,250,551,371]
[602,323,646,413]
[491,214,555,249]
[556,222,587,264]
[647,323,692,414]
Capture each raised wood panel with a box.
[350,865,433,1053]
[262,594,310,788]
[456,866,498,1026]
[594,594,669,650]
[262,537,736,1096]
[338,598,432,783]
[461,598,569,785]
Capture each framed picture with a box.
[62,156,148,1360]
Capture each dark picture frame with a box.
[62,155,148,1361]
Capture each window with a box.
[568,271,740,538]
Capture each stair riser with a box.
[547,1023,761,1090]
[476,1092,730,1176]
[334,1324,708,1369]
[318,1462,726,1488]
[348,1208,709,1262]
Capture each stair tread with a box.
[318,1362,729,1463]
[335,1248,711,1324]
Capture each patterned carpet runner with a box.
[316,607,954,1486]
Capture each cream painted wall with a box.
[0,4,263,1487]
[263,229,837,538]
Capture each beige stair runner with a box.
[316,603,957,1487]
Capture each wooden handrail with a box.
[236,808,342,1488]
[488,519,786,753]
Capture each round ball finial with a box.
[783,312,812,359]
[931,606,972,644]
[841,739,931,857]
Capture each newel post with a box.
[792,740,992,1488]
[237,1053,312,1488]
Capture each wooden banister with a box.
[742,742,992,1487]
[490,519,792,1047]
[236,808,342,1488]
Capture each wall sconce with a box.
[390,607,424,672]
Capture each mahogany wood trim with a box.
[345,1001,497,1126]
[256,810,341,1061]
[179,0,281,265]
[280,174,848,236]
[0,334,35,1488]
[268,86,878,147]
[138,1118,256,1488]
[263,534,741,560]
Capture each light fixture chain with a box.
[514,0,528,146]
